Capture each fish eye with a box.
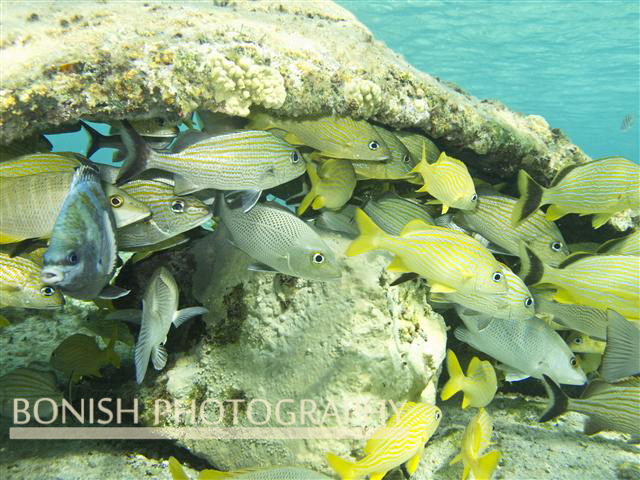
[573,336,582,345]
[110,194,123,208]
[524,296,534,308]
[368,140,380,151]
[550,241,563,252]
[66,252,78,265]
[312,252,325,264]
[40,286,55,296]
[471,194,478,201]
[435,411,441,420]
[570,356,578,368]
[290,151,301,164]
[171,199,185,213]
[402,154,411,164]
[492,272,503,282]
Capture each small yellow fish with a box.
[326,402,442,480]
[347,208,508,295]
[412,147,477,214]
[450,408,500,480]
[512,157,640,228]
[441,349,497,409]
[168,456,332,479]
[297,156,356,215]
[50,332,120,383]
[394,131,441,165]
[0,252,64,309]
[566,332,606,354]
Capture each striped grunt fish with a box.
[363,192,435,236]
[0,252,64,309]
[596,229,640,256]
[512,157,640,228]
[520,245,640,320]
[347,208,508,295]
[540,375,640,437]
[0,367,63,420]
[454,191,569,266]
[248,113,391,161]
[297,157,356,215]
[601,310,640,382]
[0,152,81,176]
[117,179,211,249]
[566,332,606,354]
[412,148,477,214]
[50,332,121,383]
[352,125,418,180]
[326,402,442,480]
[532,293,608,340]
[441,349,497,409]
[394,131,441,165]
[450,408,500,480]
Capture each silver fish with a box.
[533,294,608,340]
[135,267,208,383]
[41,166,127,300]
[219,198,342,281]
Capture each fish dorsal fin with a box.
[550,163,582,187]
[400,219,432,235]
[580,379,610,398]
[170,130,213,153]
[557,252,592,269]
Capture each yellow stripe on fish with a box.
[297,156,356,215]
[352,126,417,180]
[441,349,497,409]
[0,252,64,309]
[363,192,434,236]
[597,229,640,256]
[520,245,640,320]
[512,157,640,228]
[347,208,508,295]
[450,408,500,480]
[0,152,81,177]
[394,131,440,165]
[326,402,442,480]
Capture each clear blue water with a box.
[338,0,640,163]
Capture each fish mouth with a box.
[41,267,64,285]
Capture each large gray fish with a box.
[41,166,127,300]
[540,375,639,437]
[0,367,63,420]
[455,307,586,385]
[135,267,208,384]
[116,121,306,210]
[532,294,608,340]
[219,198,342,281]
[600,310,640,382]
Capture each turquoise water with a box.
[339,0,640,162]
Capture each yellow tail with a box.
[345,208,386,257]
[326,453,356,480]
[297,162,320,215]
[474,450,500,480]
[440,349,465,401]
[168,457,189,480]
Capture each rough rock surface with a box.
[1,0,589,182]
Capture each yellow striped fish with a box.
[412,148,477,214]
[0,152,81,176]
[454,191,569,266]
[363,192,435,236]
[431,264,535,322]
[347,208,508,295]
[0,172,150,243]
[326,402,442,480]
[248,113,391,161]
[512,157,640,228]
[352,126,417,180]
[394,131,441,165]
[450,408,500,480]
[117,179,211,248]
[168,456,332,479]
[441,349,497,409]
[50,332,120,383]
[566,332,606,354]
[541,375,640,437]
[297,157,356,215]
[597,230,640,256]
[0,252,64,309]
[0,367,63,420]
[532,293,607,340]
[116,123,306,199]
[520,245,640,320]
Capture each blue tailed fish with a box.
[219,198,341,281]
[297,157,356,215]
[50,332,120,383]
[519,245,640,320]
[347,208,508,295]
[450,408,500,480]
[326,402,442,480]
[540,375,640,437]
[248,113,391,161]
[352,125,417,180]
[596,230,640,256]
[512,157,640,228]
[135,267,208,384]
[453,191,569,266]
[363,192,435,236]
[116,121,306,210]
[455,308,586,385]
[412,146,477,214]
[0,252,64,309]
[601,310,640,382]
[441,349,497,409]
[0,367,63,420]
[532,293,607,340]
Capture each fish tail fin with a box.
[168,457,189,480]
[116,120,152,185]
[346,208,385,256]
[517,242,548,285]
[81,121,109,158]
[476,450,501,479]
[601,310,640,382]
[511,170,545,225]
[449,453,462,466]
[297,163,320,215]
[326,453,356,480]
[539,374,569,422]
[440,349,466,402]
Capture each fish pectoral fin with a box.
[583,417,607,436]
[390,272,420,286]
[225,189,262,213]
[430,283,457,294]
[172,307,208,328]
[552,289,574,304]
[591,212,613,229]
[99,285,131,299]
[386,256,411,273]
[173,174,200,195]
[441,203,449,214]
[248,262,277,273]
[283,132,302,145]
[449,453,462,466]
[500,365,530,382]
[545,205,568,221]
[151,344,168,371]
[405,445,425,475]
[369,472,386,480]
